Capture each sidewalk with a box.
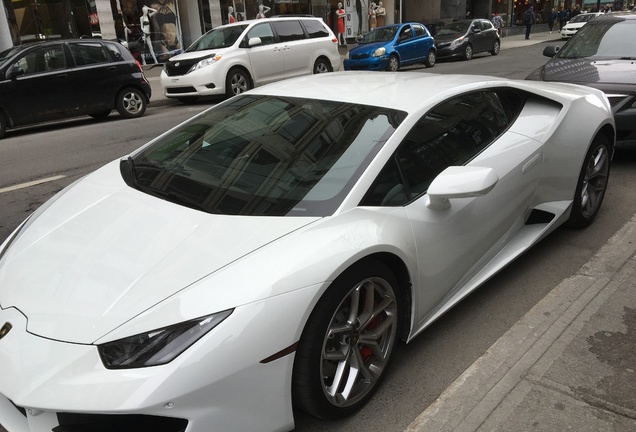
[142,27,563,107]
[405,216,636,432]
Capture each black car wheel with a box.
[491,40,500,55]
[0,113,7,139]
[387,54,400,71]
[293,259,399,419]
[313,58,332,74]
[116,88,147,119]
[225,68,252,98]
[567,134,611,229]
[463,44,474,60]
[424,49,436,68]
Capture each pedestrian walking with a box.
[548,7,557,33]
[492,12,504,36]
[523,6,536,39]
[558,7,567,30]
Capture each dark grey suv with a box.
[527,12,636,147]
[0,39,152,139]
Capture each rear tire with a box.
[424,49,436,68]
[293,260,399,419]
[115,88,146,118]
[225,68,252,98]
[567,134,611,229]
[313,58,332,74]
[491,40,500,55]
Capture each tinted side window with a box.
[247,22,275,45]
[301,19,329,38]
[12,44,66,75]
[69,42,110,66]
[413,24,428,37]
[361,91,510,206]
[105,42,125,61]
[272,20,306,42]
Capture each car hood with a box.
[0,161,319,344]
[350,41,391,55]
[529,57,636,87]
[434,33,466,43]
[168,48,230,62]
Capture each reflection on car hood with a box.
[0,161,318,344]
[168,48,229,62]
[350,41,389,55]
[535,58,636,86]
[434,33,465,43]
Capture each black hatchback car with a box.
[527,12,636,147]
[0,39,152,139]
[434,19,500,60]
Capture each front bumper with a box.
[435,44,465,59]
[160,69,226,98]
[0,284,319,432]
[343,56,389,71]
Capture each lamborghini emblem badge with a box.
[0,322,12,340]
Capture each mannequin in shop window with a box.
[369,2,377,30]
[336,2,346,46]
[375,2,386,27]
[140,5,158,64]
[228,6,236,23]
[256,3,270,19]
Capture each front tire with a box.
[293,260,399,419]
[313,58,332,74]
[424,49,436,67]
[567,135,611,229]
[115,88,146,118]
[463,44,473,60]
[225,68,252,98]
[387,54,399,71]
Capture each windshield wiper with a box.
[152,189,222,214]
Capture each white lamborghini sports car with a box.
[0,72,614,432]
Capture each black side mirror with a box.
[7,66,25,80]
[543,45,560,57]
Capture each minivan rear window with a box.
[272,21,306,42]
[301,19,329,38]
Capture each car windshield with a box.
[558,18,636,59]
[361,26,398,43]
[186,25,249,51]
[124,94,406,217]
[570,13,597,24]
[436,21,470,36]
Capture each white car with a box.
[160,16,341,101]
[560,12,603,39]
[0,72,614,432]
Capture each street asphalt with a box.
[142,28,636,431]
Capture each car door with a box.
[394,25,418,64]
[362,89,543,323]
[472,20,491,53]
[0,43,75,125]
[244,22,286,85]
[271,20,312,78]
[67,41,123,114]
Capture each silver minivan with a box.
[160,16,341,101]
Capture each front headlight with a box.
[188,54,222,73]
[98,309,233,369]
[372,47,386,58]
[450,37,465,48]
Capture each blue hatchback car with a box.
[344,22,436,72]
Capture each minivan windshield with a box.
[558,18,636,59]
[123,94,406,216]
[186,25,249,51]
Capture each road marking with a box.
[0,175,66,194]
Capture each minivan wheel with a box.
[225,68,252,97]
[313,58,332,74]
[116,88,147,118]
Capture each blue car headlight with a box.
[372,47,386,58]
[188,54,222,73]
[98,309,233,369]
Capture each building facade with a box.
[2,0,631,57]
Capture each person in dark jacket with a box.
[523,6,536,39]
[548,7,557,33]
